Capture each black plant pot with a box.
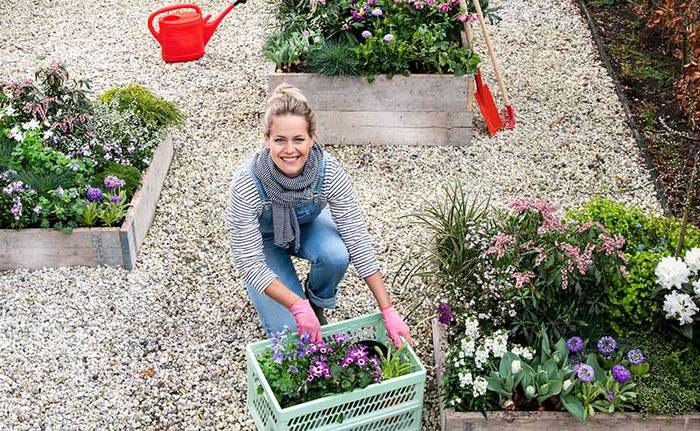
[354,339,388,359]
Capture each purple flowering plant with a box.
[257,327,385,408]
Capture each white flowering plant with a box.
[657,248,700,339]
[441,316,534,412]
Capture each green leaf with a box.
[560,394,586,423]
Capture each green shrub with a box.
[608,251,664,333]
[306,40,358,76]
[99,84,184,128]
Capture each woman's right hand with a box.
[288,299,322,342]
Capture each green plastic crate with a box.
[246,312,426,431]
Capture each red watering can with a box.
[148,0,247,63]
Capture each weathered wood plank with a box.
[316,120,472,147]
[0,134,173,271]
[120,133,174,269]
[0,228,122,270]
[269,73,470,112]
[432,320,700,431]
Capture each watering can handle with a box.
[148,4,202,42]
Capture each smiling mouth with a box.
[280,155,300,164]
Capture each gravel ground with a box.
[0,0,661,429]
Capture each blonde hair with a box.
[263,83,317,139]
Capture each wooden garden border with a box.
[0,133,173,271]
[269,69,473,147]
[431,320,700,431]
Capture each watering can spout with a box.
[204,0,247,46]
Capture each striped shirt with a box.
[226,153,380,294]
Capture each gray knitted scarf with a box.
[253,144,323,252]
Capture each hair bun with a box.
[271,83,308,104]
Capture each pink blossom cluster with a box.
[598,233,625,255]
[561,243,595,275]
[521,240,548,267]
[508,199,564,234]
[513,271,535,289]
[578,220,607,234]
[486,234,515,259]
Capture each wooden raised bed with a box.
[268,72,473,147]
[0,134,173,271]
[431,320,700,431]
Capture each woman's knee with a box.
[317,244,349,271]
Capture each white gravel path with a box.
[0,0,661,429]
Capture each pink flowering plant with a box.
[265,0,502,77]
[487,200,628,344]
[257,327,412,408]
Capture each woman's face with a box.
[265,114,314,178]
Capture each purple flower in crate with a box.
[333,333,350,344]
[575,364,595,383]
[626,349,645,365]
[437,303,453,325]
[612,365,631,384]
[371,8,382,16]
[103,175,126,190]
[361,30,373,39]
[55,186,64,197]
[413,1,425,10]
[566,336,584,354]
[273,351,284,364]
[109,195,123,203]
[309,359,331,380]
[368,0,376,5]
[597,336,617,355]
[383,34,394,42]
[607,390,615,402]
[288,365,299,374]
[32,205,42,215]
[86,187,103,201]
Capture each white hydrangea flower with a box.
[694,280,700,298]
[9,125,23,142]
[464,317,480,339]
[656,256,690,290]
[511,345,534,361]
[685,248,700,274]
[473,376,488,397]
[22,119,40,130]
[458,371,473,388]
[663,291,699,325]
[3,104,15,116]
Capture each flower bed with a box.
[246,313,426,430]
[0,62,182,269]
[399,183,700,425]
[264,0,501,146]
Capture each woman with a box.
[226,83,411,347]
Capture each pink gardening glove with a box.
[381,305,412,348]
[288,300,322,343]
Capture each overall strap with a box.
[314,153,327,194]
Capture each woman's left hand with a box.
[380,305,412,348]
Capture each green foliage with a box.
[607,251,664,332]
[99,84,184,128]
[265,30,316,72]
[306,40,358,76]
[9,130,93,183]
[12,168,76,197]
[267,0,485,76]
[375,344,413,380]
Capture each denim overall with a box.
[244,155,350,336]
